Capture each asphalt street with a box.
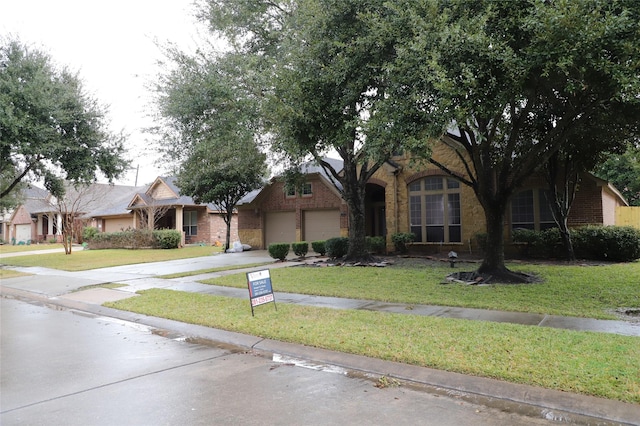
[1,248,639,424]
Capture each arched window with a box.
[511,189,555,231]
[409,176,461,243]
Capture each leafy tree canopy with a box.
[197,0,412,260]
[595,143,640,206]
[0,38,129,203]
[151,43,268,250]
[376,0,640,277]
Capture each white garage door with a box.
[15,224,32,244]
[303,209,340,243]
[265,211,296,246]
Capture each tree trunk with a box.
[558,217,576,261]
[478,206,507,274]
[346,198,371,261]
[223,208,233,252]
[342,172,375,262]
[477,199,528,282]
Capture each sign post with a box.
[246,269,277,316]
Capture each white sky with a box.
[1,0,208,186]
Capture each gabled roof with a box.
[126,176,223,212]
[238,157,344,205]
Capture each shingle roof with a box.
[238,157,344,205]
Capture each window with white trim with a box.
[409,176,462,243]
[183,210,198,236]
[302,182,312,196]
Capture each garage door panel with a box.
[15,224,32,243]
[265,212,296,246]
[303,210,340,242]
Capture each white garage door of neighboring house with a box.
[15,224,31,243]
[265,211,296,246]
[303,209,340,243]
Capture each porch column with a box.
[36,215,43,241]
[48,214,54,236]
[175,206,185,246]
[56,214,62,236]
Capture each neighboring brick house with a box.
[3,177,238,247]
[237,158,348,248]
[1,186,51,244]
[1,184,140,244]
[122,177,238,246]
[237,143,628,253]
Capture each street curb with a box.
[2,285,639,425]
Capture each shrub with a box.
[325,237,349,259]
[86,228,155,249]
[268,243,290,261]
[573,225,640,262]
[512,228,564,258]
[82,226,99,241]
[391,232,415,254]
[537,227,563,258]
[366,236,386,254]
[311,240,326,256]
[292,241,309,258]
[153,230,181,249]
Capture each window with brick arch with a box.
[409,176,462,243]
[510,189,556,231]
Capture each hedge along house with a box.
[121,176,238,247]
[237,143,628,255]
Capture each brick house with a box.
[122,177,238,245]
[237,158,348,248]
[3,177,238,247]
[237,143,628,254]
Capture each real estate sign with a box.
[246,269,277,316]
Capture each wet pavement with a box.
[1,249,640,424]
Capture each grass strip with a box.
[201,262,640,320]
[0,243,64,253]
[106,288,640,404]
[158,262,272,279]
[0,246,223,271]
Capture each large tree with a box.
[151,47,267,251]
[198,0,408,261]
[0,38,129,204]
[379,0,640,279]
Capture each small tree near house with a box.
[49,183,112,255]
[136,201,172,231]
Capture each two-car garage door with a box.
[264,210,340,247]
[303,210,340,243]
[265,212,296,245]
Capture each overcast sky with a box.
[1,0,208,186]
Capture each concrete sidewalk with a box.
[2,251,638,336]
[1,251,639,423]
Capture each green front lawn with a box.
[201,261,640,320]
[106,289,640,404]
[0,245,224,271]
[0,243,64,253]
